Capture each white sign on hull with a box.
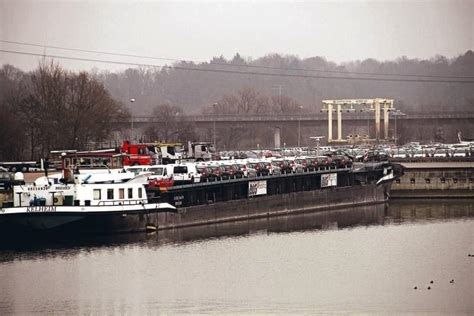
[249,180,267,197]
[321,173,337,187]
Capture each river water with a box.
[0,199,473,314]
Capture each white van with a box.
[147,165,169,181]
[167,163,201,184]
[123,165,150,176]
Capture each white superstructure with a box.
[0,169,175,232]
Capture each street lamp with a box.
[298,105,303,147]
[310,136,325,157]
[367,111,370,138]
[130,98,135,141]
[391,110,406,145]
[213,102,217,150]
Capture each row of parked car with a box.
[124,154,354,186]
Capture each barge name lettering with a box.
[26,206,57,212]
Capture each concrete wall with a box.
[391,165,474,198]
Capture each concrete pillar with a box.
[274,127,281,149]
[328,104,333,141]
[383,102,389,139]
[337,103,342,140]
[375,99,381,140]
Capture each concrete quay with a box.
[391,161,474,198]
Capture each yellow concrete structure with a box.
[322,98,394,143]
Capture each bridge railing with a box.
[119,111,474,123]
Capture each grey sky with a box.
[1,0,473,72]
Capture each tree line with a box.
[100,51,474,116]
[1,51,473,160]
[0,61,128,161]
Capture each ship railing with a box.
[96,199,147,206]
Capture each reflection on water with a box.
[0,199,473,314]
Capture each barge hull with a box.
[156,182,391,230]
[0,210,172,236]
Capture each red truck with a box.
[121,141,161,166]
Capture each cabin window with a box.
[128,188,133,198]
[174,166,188,174]
[93,189,101,200]
[149,167,164,176]
[119,188,125,199]
[138,187,143,198]
[167,146,175,155]
[107,188,114,200]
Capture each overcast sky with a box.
[1,0,473,72]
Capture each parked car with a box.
[295,158,311,172]
[313,156,333,169]
[206,164,223,181]
[327,153,353,168]
[219,163,237,180]
[271,158,292,174]
[234,162,256,178]
[363,150,389,162]
[266,161,282,175]
[247,161,269,176]
[124,165,150,176]
[392,150,409,159]
[433,149,449,158]
[452,149,468,157]
[286,158,304,173]
[197,165,212,182]
[230,163,245,178]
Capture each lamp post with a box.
[310,136,325,157]
[392,110,406,145]
[367,111,370,139]
[213,102,217,150]
[130,98,135,141]
[298,105,303,147]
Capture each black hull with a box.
[155,182,392,230]
[0,211,167,237]
[150,163,398,230]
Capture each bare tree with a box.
[0,61,126,160]
[146,103,188,142]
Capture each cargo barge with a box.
[0,162,401,236]
[146,162,402,230]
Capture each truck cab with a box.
[187,141,215,161]
[157,143,184,164]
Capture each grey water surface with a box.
[0,199,473,314]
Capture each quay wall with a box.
[391,162,474,198]
[155,183,389,230]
